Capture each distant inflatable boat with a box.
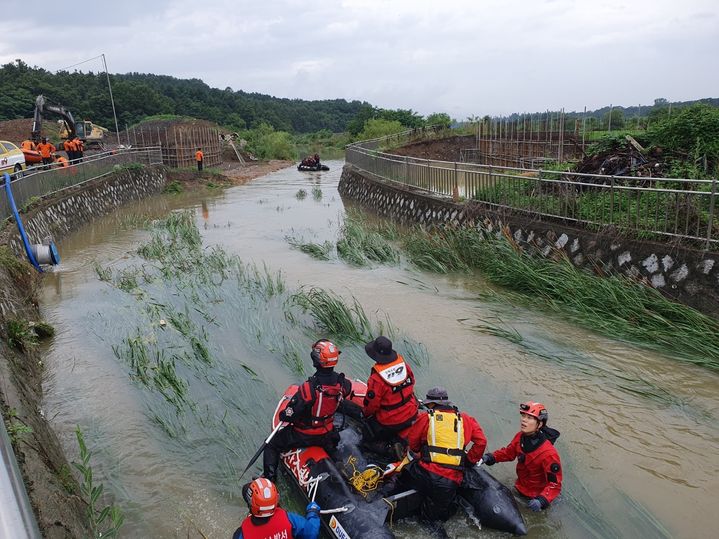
[22,149,43,165]
[298,163,329,171]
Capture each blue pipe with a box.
[3,172,43,272]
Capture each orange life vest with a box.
[372,355,415,411]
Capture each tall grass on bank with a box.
[403,225,719,368]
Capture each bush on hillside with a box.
[357,118,404,141]
[647,104,719,178]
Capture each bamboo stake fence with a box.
[124,124,223,169]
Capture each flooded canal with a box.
[39,161,719,538]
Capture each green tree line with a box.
[0,60,372,133]
[0,60,456,138]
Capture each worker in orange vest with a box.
[54,154,69,168]
[72,136,84,162]
[195,147,204,171]
[64,138,76,162]
[36,138,56,169]
[21,139,36,151]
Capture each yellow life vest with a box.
[421,408,466,470]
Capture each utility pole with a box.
[102,53,121,146]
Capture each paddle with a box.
[240,421,286,479]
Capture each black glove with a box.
[527,498,543,512]
[482,453,496,466]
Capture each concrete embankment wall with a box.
[6,165,167,258]
[339,165,719,318]
[0,165,167,538]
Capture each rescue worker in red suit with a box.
[362,336,419,456]
[262,339,352,482]
[482,401,562,511]
[232,477,320,539]
[400,387,487,524]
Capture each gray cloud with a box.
[1,0,717,119]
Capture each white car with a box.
[0,140,27,177]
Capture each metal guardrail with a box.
[1,416,42,539]
[346,138,718,249]
[1,147,163,222]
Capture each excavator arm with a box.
[31,95,76,143]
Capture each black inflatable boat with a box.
[297,163,330,171]
[272,381,527,537]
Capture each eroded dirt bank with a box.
[166,160,294,189]
[0,250,89,538]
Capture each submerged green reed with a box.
[73,427,124,538]
[93,262,113,282]
[336,213,399,266]
[291,286,380,343]
[286,236,334,260]
[111,331,193,413]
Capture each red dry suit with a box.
[405,408,487,484]
[490,427,562,506]
[363,354,418,429]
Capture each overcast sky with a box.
[1,0,717,119]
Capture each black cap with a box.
[364,336,397,364]
[424,386,453,406]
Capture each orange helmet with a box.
[244,478,278,517]
[310,339,340,368]
[519,401,548,424]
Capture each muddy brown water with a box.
[38,161,719,538]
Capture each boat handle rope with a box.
[320,505,355,515]
[304,472,329,502]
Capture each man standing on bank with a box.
[196,147,204,171]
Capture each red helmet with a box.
[310,339,340,368]
[519,401,548,424]
[245,478,278,517]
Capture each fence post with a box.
[706,178,717,250]
[453,162,459,201]
[610,176,615,224]
[405,156,409,184]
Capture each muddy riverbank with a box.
[0,249,89,538]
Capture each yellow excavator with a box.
[31,95,108,149]
[58,119,108,148]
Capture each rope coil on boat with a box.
[345,455,382,496]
